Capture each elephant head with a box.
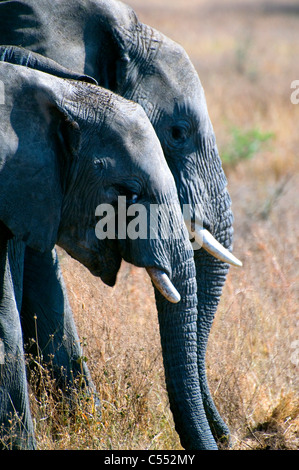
[0,0,242,447]
[0,60,213,448]
[0,60,185,299]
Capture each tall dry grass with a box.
[24,0,299,449]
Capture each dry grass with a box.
[28,260,181,450]
[27,0,299,450]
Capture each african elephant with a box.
[0,0,242,448]
[0,60,197,449]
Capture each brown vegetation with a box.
[29,0,299,449]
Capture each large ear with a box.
[96,1,139,93]
[0,66,81,252]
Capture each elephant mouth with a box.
[59,235,180,302]
[58,235,122,287]
[95,263,181,303]
[88,259,120,286]
[88,243,122,286]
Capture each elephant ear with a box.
[0,69,81,252]
[98,4,161,97]
[96,1,139,93]
[0,45,98,85]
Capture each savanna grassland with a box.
[29,0,299,450]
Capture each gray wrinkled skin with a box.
[0,61,197,449]
[0,0,236,448]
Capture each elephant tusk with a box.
[186,221,243,267]
[201,229,242,267]
[146,267,181,303]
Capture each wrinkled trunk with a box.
[154,244,218,450]
[195,186,234,442]
[195,252,231,441]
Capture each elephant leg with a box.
[21,246,99,406]
[195,252,230,443]
[0,233,35,449]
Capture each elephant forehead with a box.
[107,102,164,156]
[140,39,204,114]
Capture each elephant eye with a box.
[93,158,106,169]
[172,126,184,140]
[170,124,190,145]
[116,185,140,204]
[127,193,139,204]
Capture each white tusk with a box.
[146,267,181,303]
[200,229,242,267]
[186,221,242,267]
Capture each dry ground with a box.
[30,0,299,450]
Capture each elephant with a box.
[0,60,198,449]
[0,0,243,448]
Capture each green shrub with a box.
[221,127,274,167]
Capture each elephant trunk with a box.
[195,186,234,442]
[195,252,230,440]
[154,245,218,450]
